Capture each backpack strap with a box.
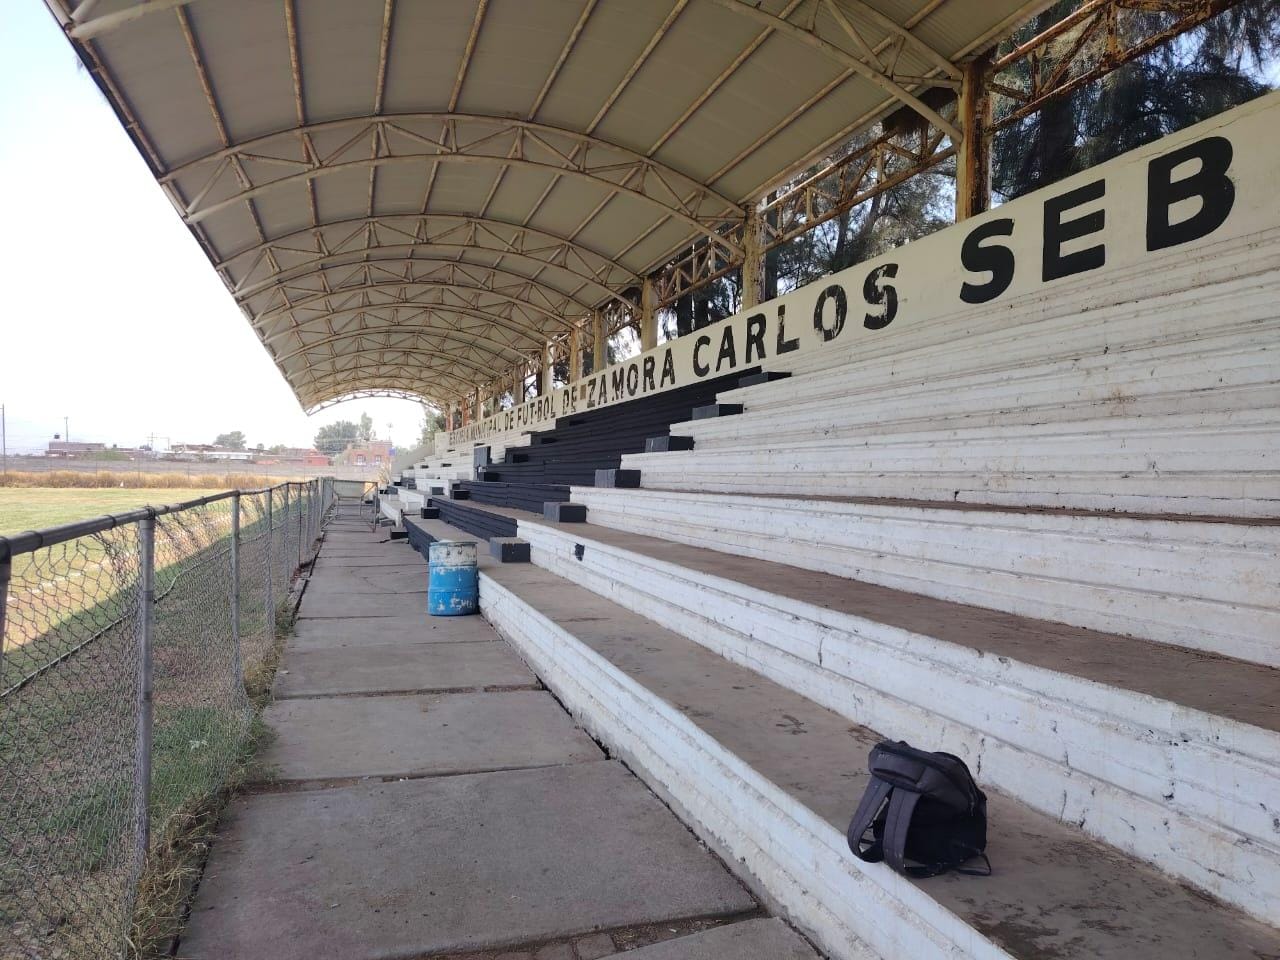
[882,788,921,874]
[846,776,893,862]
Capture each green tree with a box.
[214,431,246,450]
[991,0,1279,200]
[418,404,447,445]
[314,410,377,453]
[313,420,362,455]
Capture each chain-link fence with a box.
[0,478,335,960]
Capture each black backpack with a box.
[847,740,992,878]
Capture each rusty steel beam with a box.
[649,0,1242,309]
[987,0,1246,133]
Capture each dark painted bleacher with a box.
[430,369,755,539]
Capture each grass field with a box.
[0,487,223,538]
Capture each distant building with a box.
[46,440,106,458]
[258,447,331,467]
[334,439,393,468]
[170,443,253,462]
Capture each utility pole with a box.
[2,404,7,478]
[64,416,69,444]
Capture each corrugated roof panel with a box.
[296,1,383,123]
[531,0,678,142]
[48,0,1047,406]
[185,0,295,146]
[92,15,220,169]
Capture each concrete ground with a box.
[178,502,815,960]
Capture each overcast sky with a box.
[0,4,430,455]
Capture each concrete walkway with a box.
[178,502,817,960]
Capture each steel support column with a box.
[591,309,606,374]
[640,277,657,350]
[955,51,993,221]
[740,203,766,309]
[569,323,583,381]
[542,341,555,395]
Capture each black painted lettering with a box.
[745,313,767,363]
[1043,179,1106,282]
[959,218,1015,304]
[813,284,847,342]
[776,304,799,354]
[862,263,899,330]
[716,326,737,372]
[611,367,625,400]
[626,362,639,396]
[693,334,712,377]
[659,348,676,387]
[1147,135,1234,251]
[642,355,656,391]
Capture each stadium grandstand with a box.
[35,1,1280,958]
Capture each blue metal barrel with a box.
[427,540,478,616]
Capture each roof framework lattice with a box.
[48,0,1045,409]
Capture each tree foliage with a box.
[418,404,448,445]
[213,431,245,450]
[313,413,374,454]
[992,0,1280,200]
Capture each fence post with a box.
[0,554,10,678]
[229,491,243,689]
[282,484,291,579]
[305,480,314,561]
[296,482,305,570]
[265,487,274,642]
[136,513,156,855]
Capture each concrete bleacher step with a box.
[573,488,1280,666]
[513,518,1280,923]
[737,370,791,388]
[742,233,1280,390]
[646,435,695,452]
[452,371,758,513]
[421,497,523,541]
[680,349,1275,451]
[480,559,1280,960]
[713,268,1278,419]
[691,402,743,419]
[623,240,1279,517]
[624,408,1280,516]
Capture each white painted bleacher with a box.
[472,100,1280,960]
[623,236,1279,516]
[411,434,533,494]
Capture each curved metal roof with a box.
[45,0,1043,411]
